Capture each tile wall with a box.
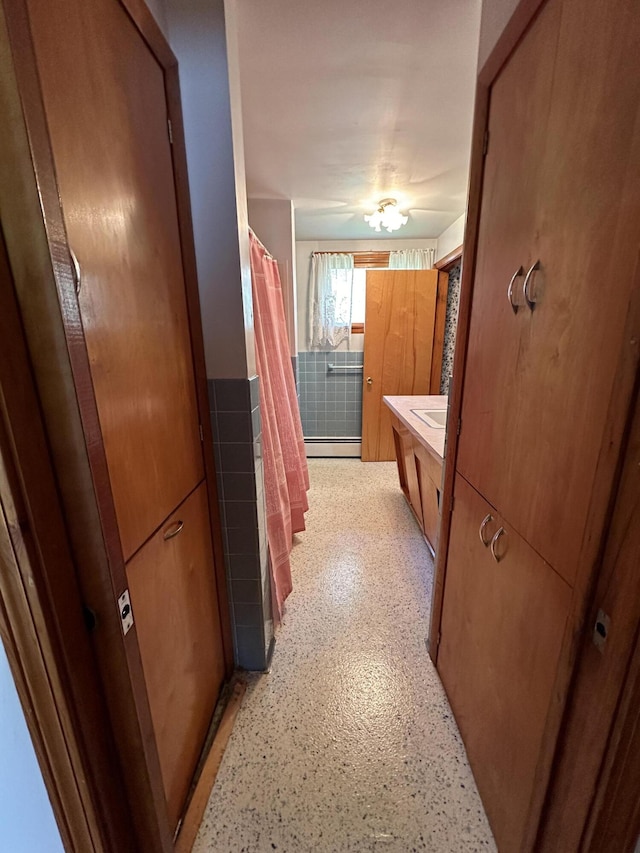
[297,351,364,438]
[209,376,273,670]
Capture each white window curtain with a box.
[308,252,355,350]
[388,248,435,269]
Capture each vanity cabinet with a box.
[436,0,640,849]
[388,404,444,553]
[414,441,441,552]
[391,416,422,529]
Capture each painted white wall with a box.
[0,641,64,853]
[166,0,255,379]
[247,199,297,357]
[296,239,437,352]
[436,214,465,263]
[477,0,520,69]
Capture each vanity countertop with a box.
[383,395,448,464]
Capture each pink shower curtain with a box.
[249,230,309,620]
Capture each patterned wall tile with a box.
[440,260,461,394]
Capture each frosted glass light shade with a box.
[364,199,408,233]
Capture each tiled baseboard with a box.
[304,438,362,458]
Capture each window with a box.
[326,267,366,335]
[350,269,366,334]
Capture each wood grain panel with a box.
[126,483,225,831]
[390,415,422,527]
[362,270,437,461]
[536,387,640,851]
[438,474,571,853]
[27,0,204,559]
[457,0,640,585]
[414,440,441,552]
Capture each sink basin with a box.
[411,408,447,429]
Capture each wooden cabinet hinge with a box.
[482,128,490,156]
[199,423,204,442]
[167,118,173,145]
[450,495,456,513]
[457,417,462,436]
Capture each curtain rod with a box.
[311,250,390,255]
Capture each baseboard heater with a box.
[304,437,361,458]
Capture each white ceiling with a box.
[237,0,481,241]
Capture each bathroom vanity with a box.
[383,395,448,554]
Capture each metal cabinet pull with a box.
[163,520,184,540]
[70,247,81,295]
[366,376,373,386]
[523,260,540,311]
[507,266,524,314]
[479,513,494,546]
[490,527,507,562]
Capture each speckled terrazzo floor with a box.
[194,459,496,853]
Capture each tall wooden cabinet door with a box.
[457,0,640,584]
[438,474,571,853]
[501,0,640,581]
[126,484,225,831]
[456,0,562,539]
[362,270,437,461]
[27,0,204,559]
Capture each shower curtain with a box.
[249,230,309,620]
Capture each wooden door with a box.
[27,0,204,561]
[25,0,227,830]
[457,0,640,585]
[127,484,225,831]
[438,474,571,853]
[362,270,438,461]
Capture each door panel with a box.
[126,483,225,830]
[362,270,437,461]
[457,0,640,583]
[27,0,204,559]
[414,442,440,552]
[438,474,571,853]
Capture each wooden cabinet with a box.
[28,0,204,562]
[414,442,441,552]
[436,0,640,849]
[456,0,640,586]
[439,475,571,852]
[390,412,441,552]
[391,417,422,528]
[127,484,225,830]
[22,0,230,837]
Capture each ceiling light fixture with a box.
[364,198,409,233]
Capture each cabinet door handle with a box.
[507,266,524,314]
[366,376,373,386]
[490,527,507,562]
[70,247,82,295]
[163,520,184,540]
[479,513,494,546]
[523,260,540,311]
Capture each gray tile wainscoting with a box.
[298,351,364,438]
[208,376,273,670]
